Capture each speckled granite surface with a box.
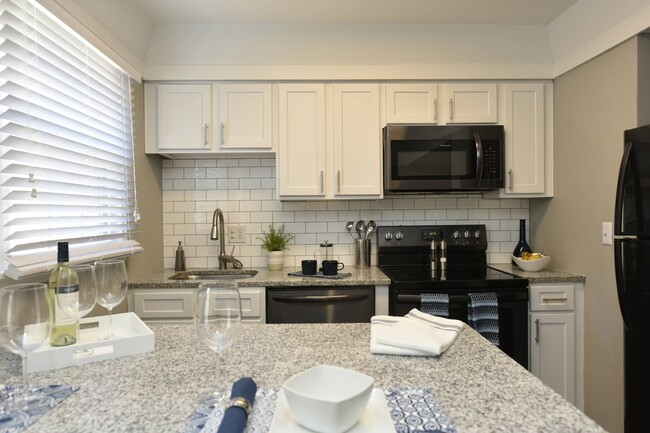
[489,264,586,283]
[129,266,391,289]
[0,323,605,433]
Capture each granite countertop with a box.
[0,323,606,433]
[129,266,392,289]
[489,263,586,283]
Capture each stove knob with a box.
[452,230,460,239]
[474,230,481,239]
[395,231,404,241]
[463,230,470,239]
[384,232,393,241]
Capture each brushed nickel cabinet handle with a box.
[508,169,513,191]
[433,98,438,121]
[449,98,454,121]
[203,124,209,146]
[542,297,568,303]
[535,318,540,343]
[337,170,341,192]
[220,123,225,145]
[320,171,324,194]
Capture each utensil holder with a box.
[354,238,371,269]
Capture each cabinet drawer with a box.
[238,288,263,319]
[530,285,575,311]
[133,291,194,319]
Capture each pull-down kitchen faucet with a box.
[210,208,242,269]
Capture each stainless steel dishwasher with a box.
[266,286,375,323]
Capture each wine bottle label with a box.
[55,284,79,326]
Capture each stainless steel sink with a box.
[168,270,258,281]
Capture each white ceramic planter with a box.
[267,250,285,270]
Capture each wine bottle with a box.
[511,219,532,264]
[49,241,79,346]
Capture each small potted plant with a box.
[258,224,294,270]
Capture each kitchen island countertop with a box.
[0,323,605,433]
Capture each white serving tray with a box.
[27,312,155,373]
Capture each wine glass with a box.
[57,264,98,343]
[0,283,52,410]
[194,283,242,406]
[94,259,128,340]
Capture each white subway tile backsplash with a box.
[162,157,530,267]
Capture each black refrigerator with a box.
[614,125,650,433]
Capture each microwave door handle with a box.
[474,132,483,187]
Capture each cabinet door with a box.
[217,83,273,150]
[157,84,211,150]
[133,290,194,320]
[530,312,576,403]
[503,83,545,194]
[331,84,382,197]
[277,84,326,197]
[385,83,439,124]
[444,83,497,123]
[239,287,265,324]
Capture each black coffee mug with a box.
[301,259,317,275]
[320,260,344,276]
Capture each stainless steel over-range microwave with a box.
[383,124,505,193]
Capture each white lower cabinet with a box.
[529,284,578,405]
[129,287,265,324]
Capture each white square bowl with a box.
[282,365,374,433]
[512,254,551,272]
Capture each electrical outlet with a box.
[602,222,613,246]
[229,225,246,243]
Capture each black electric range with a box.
[377,224,529,368]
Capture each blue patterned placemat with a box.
[186,387,456,433]
[0,385,79,433]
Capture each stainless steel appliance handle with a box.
[271,294,370,303]
[474,132,483,188]
[396,292,528,304]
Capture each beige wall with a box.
[530,37,646,433]
[125,80,164,279]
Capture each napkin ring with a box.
[228,396,251,416]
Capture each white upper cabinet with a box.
[484,82,553,198]
[443,83,498,123]
[277,83,326,197]
[331,83,382,197]
[277,83,382,200]
[145,82,274,156]
[385,83,439,124]
[215,83,273,151]
[154,84,212,152]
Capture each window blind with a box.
[0,0,141,279]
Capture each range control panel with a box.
[377,224,487,250]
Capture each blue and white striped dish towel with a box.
[420,293,449,317]
[467,292,499,347]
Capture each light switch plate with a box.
[602,222,613,246]
[229,226,246,243]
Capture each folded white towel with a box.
[370,309,464,356]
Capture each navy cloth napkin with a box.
[216,377,257,433]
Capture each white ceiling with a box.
[133,0,580,25]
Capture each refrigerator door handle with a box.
[613,235,638,240]
[614,141,633,234]
[614,238,632,330]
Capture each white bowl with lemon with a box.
[512,252,551,272]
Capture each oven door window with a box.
[391,139,477,180]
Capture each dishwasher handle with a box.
[270,293,370,304]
